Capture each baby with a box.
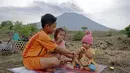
[68,30,97,72]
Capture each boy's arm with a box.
[63,54,73,58]
[55,46,73,55]
[75,48,82,55]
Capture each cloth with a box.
[75,63,96,72]
[12,33,20,41]
[23,57,42,70]
[53,39,66,48]
[8,64,107,73]
[88,64,96,72]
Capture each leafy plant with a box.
[73,31,85,41]
[125,25,130,37]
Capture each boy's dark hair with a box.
[41,13,57,28]
[54,28,66,40]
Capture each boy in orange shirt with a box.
[22,14,74,71]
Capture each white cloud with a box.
[75,0,115,14]
[0,0,33,7]
[0,0,129,30]
[84,0,130,30]
[0,0,82,23]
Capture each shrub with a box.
[73,31,85,41]
[125,25,130,37]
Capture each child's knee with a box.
[51,58,60,66]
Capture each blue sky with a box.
[0,0,129,30]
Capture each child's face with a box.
[46,22,56,34]
[82,42,91,49]
[57,31,66,40]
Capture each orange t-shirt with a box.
[22,30,58,57]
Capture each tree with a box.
[0,26,2,29]
[19,25,31,36]
[125,25,130,37]
[18,24,38,37]
[29,23,39,33]
[81,26,88,31]
[14,21,23,32]
[0,20,39,37]
[1,21,14,30]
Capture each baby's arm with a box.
[71,55,83,69]
[74,49,84,70]
[85,49,95,59]
[70,49,81,67]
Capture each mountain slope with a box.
[37,12,111,31]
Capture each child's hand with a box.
[60,56,72,64]
[56,38,63,44]
[88,60,92,65]
[64,54,73,58]
[81,47,86,53]
[72,51,77,57]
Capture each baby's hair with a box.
[54,28,66,40]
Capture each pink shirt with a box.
[53,39,66,48]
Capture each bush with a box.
[106,29,118,37]
[125,25,130,37]
[81,26,88,31]
[0,21,13,30]
[73,31,85,41]
[106,32,112,37]
[13,22,39,37]
[119,30,127,34]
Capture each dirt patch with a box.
[0,54,23,73]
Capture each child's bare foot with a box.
[84,67,91,71]
[66,63,74,69]
[46,68,56,72]
[80,66,84,70]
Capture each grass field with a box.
[0,31,130,73]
